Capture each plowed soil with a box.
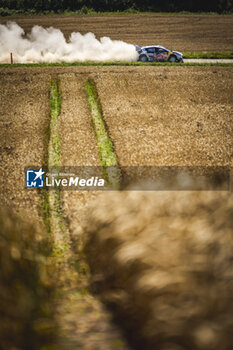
[0,65,232,349]
[0,69,50,226]
[59,72,102,242]
[57,73,129,349]
[1,14,233,52]
[95,66,233,167]
[0,67,130,349]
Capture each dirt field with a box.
[0,64,232,213]
[0,69,50,227]
[59,72,103,236]
[95,66,233,167]
[58,75,128,349]
[84,190,233,350]
[1,14,233,52]
[0,65,232,349]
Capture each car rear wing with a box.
[135,45,141,52]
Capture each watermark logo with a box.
[26,168,44,188]
[25,167,106,189]
[25,166,229,191]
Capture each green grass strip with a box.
[84,78,121,188]
[184,52,233,59]
[49,80,61,168]
[48,79,71,258]
[44,80,90,347]
[39,80,62,245]
[1,61,233,68]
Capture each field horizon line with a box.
[1,61,233,68]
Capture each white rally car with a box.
[136,45,183,62]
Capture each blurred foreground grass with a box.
[0,208,57,350]
[84,191,233,350]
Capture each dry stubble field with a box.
[1,14,233,52]
[0,70,50,227]
[96,66,233,166]
[0,64,232,349]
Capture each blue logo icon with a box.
[26,169,44,188]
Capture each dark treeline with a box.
[0,0,233,13]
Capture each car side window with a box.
[147,48,155,53]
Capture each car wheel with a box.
[139,55,148,62]
[168,55,176,62]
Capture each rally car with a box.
[136,45,183,63]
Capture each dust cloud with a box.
[0,22,138,63]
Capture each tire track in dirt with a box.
[51,73,129,350]
[47,69,232,346]
[1,65,232,348]
[0,72,57,350]
[84,78,121,188]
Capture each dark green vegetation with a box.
[0,208,56,350]
[0,0,232,15]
